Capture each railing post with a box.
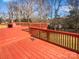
[47,31,49,41]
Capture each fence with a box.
[15,22,48,29]
[30,27,79,53]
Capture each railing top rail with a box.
[30,27,79,37]
[15,22,48,24]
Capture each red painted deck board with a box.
[0,26,78,59]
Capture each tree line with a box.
[7,0,51,22]
[1,0,79,33]
[48,0,79,33]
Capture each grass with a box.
[0,24,7,29]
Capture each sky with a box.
[0,0,70,18]
[0,0,16,13]
[0,0,7,13]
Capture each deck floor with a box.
[0,26,78,59]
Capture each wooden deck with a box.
[0,26,78,59]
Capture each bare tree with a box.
[66,0,79,32]
[7,0,51,22]
[67,0,79,16]
[37,0,51,19]
[7,1,20,22]
[49,0,62,18]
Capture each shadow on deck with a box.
[0,26,78,59]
